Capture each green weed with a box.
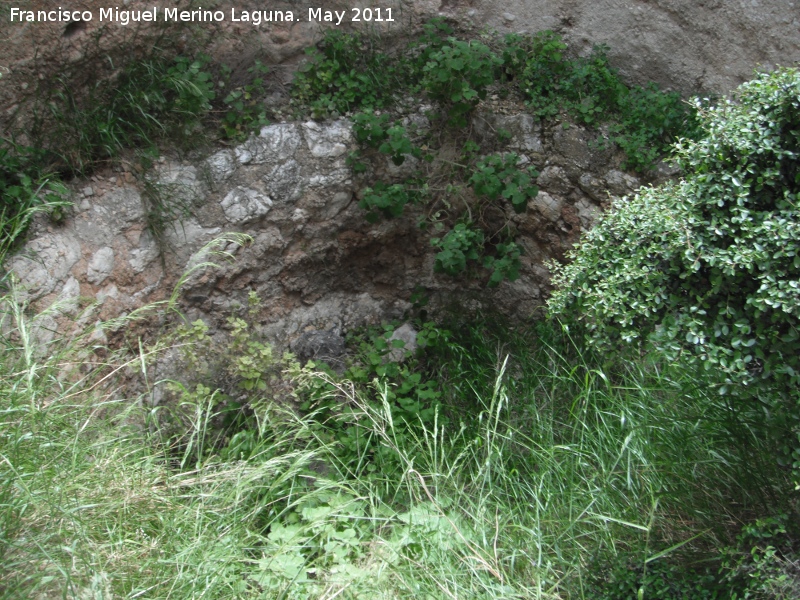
[422,38,502,126]
[220,60,271,141]
[510,31,699,170]
[291,30,409,118]
[359,181,422,221]
[469,152,539,213]
[0,145,70,266]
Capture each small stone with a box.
[82,186,94,197]
[220,187,273,224]
[503,12,516,21]
[532,191,564,222]
[303,120,352,158]
[87,247,115,285]
[88,321,108,345]
[109,177,117,184]
[386,323,418,363]
[206,150,236,182]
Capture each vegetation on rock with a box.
[291,23,700,288]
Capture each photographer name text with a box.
[9,6,394,26]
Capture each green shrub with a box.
[719,515,800,599]
[515,31,697,170]
[611,83,702,171]
[548,67,800,479]
[431,222,485,276]
[352,112,422,166]
[0,145,69,265]
[422,39,501,126]
[586,554,723,600]
[352,111,393,147]
[291,30,407,117]
[483,241,522,287]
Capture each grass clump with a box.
[24,53,216,176]
[0,146,70,265]
[0,47,279,260]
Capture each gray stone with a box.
[263,159,305,203]
[575,198,601,230]
[221,187,273,224]
[29,314,59,357]
[386,323,418,363]
[553,127,592,168]
[308,159,351,188]
[88,320,108,345]
[401,113,430,133]
[578,173,607,202]
[537,166,572,195]
[153,164,203,207]
[87,247,115,285]
[205,150,237,182]
[604,169,641,197]
[532,191,564,222]
[386,154,421,178]
[91,188,145,230]
[57,276,81,315]
[291,208,309,223]
[82,186,94,197]
[164,218,222,265]
[96,283,119,305]
[235,123,301,165]
[7,232,82,300]
[303,120,352,158]
[319,191,353,220]
[474,113,543,155]
[128,230,159,274]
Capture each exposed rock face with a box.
[1,0,797,130]
[9,110,641,348]
[463,0,800,95]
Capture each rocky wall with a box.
[7,109,643,347]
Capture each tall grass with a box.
[299,320,780,599]
[0,282,790,598]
